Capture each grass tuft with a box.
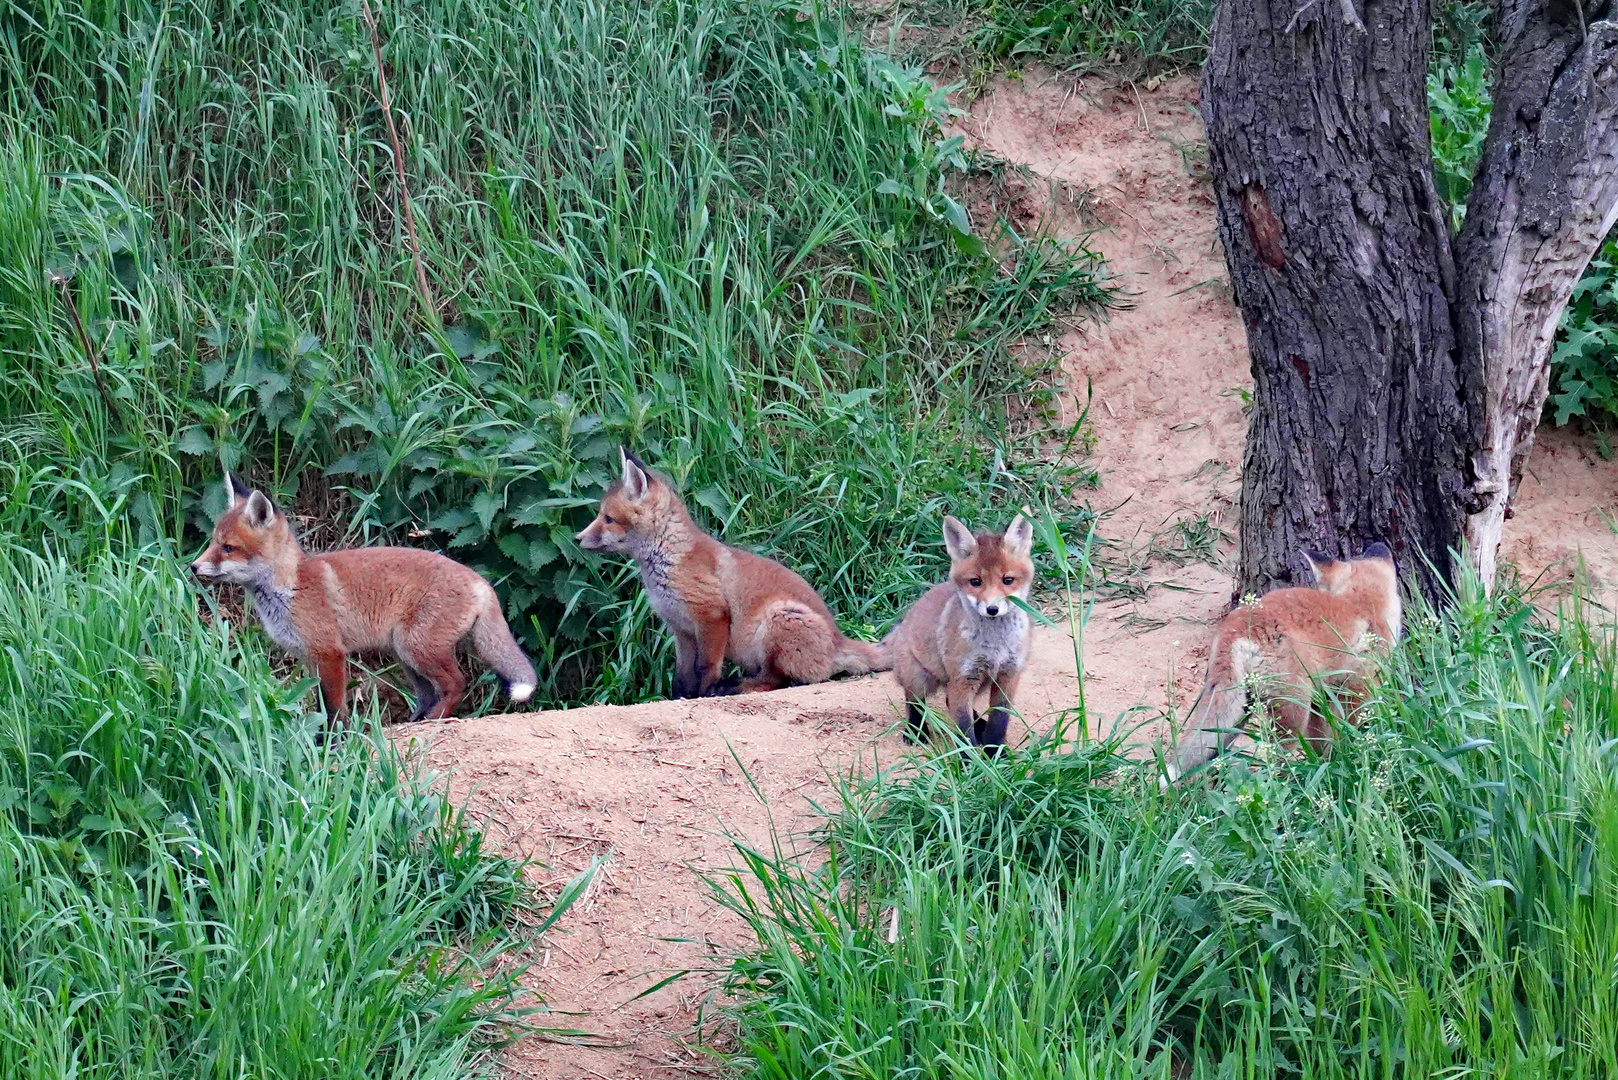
[0,496,579,1075]
[716,582,1618,1075]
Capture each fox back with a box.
[1164,543,1400,783]
[576,450,887,697]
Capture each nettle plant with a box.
[1552,235,1618,438]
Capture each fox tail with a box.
[1161,674,1247,787]
[833,636,892,676]
[471,596,538,705]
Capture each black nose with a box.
[985,605,1000,617]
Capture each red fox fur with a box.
[1164,544,1402,784]
[575,449,888,697]
[190,474,536,726]
[885,514,1035,754]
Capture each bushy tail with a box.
[833,636,891,676]
[1162,676,1247,787]
[471,599,537,705]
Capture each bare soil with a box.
[390,67,1618,1080]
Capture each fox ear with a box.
[242,489,276,529]
[1300,549,1335,584]
[225,473,253,509]
[1362,541,1392,562]
[619,447,648,502]
[942,515,978,562]
[1003,514,1034,558]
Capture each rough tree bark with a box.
[1203,0,1618,602]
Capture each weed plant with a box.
[718,584,1618,1075]
[1,0,1106,707]
[0,486,583,1075]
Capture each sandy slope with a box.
[390,70,1618,1080]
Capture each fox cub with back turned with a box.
[576,449,888,697]
[886,514,1035,754]
[1163,543,1402,784]
[190,475,536,726]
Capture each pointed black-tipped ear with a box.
[241,489,276,529]
[942,515,978,562]
[619,447,649,502]
[226,472,254,508]
[621,446,650,471]
[1362,541,1392,562]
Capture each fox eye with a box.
[603,515,615,525]
[1002,575,1015,586]
[969,577,982,587]
[220,544,235,554]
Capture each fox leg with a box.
[400,664,441,724]
[943,677,979,745]
[672,630,701,699]
[904,700,928,744]
[310,648,350,731]
[976,670,1022,754]
[394,634,464,721]
[693,618,730,696]
[736,669,787,694]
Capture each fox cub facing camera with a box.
[1163,543,1402,784]
[191,474,536,726]
[886,514,1035,754]
[576,449,888,697]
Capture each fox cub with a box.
[886,514,1035,754]
[191,474,536,725]
[1164,544,1402,784]
[576,449,888,697]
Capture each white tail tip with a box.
[508,683,534,704]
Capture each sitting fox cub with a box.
[886,514,1035,755]
[190,475,536,725]
[1164,543,1402,784]
[576,449,888,697]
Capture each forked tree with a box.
[1202,0,1618,600]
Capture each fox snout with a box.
[574,520,616,553]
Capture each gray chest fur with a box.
[248,576,304,654]
[952,599,1029,683]
[637,548,693,632]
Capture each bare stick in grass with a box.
[49,270,120,424]
[358,0,437,326]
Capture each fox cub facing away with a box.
[886,514,1035,755]
[576,449,888,697]
[191,475,536,725]
[1164,544,1402,784]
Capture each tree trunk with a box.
[1202,0,1472,603]
[1205,0,1618,602]
[1455,2,1618,586]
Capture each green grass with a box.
[717,585,1618,1075]
[0,491,588,1076]
[1,0,1106,709]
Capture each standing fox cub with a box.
[886,514,1035,755]
[191,475,536,725]
[1163,544,1402,784]
[576,449,888,697]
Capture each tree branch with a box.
[358,0,437,328]
[50,270,120,424]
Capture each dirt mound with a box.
[390,68,1618,1079]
